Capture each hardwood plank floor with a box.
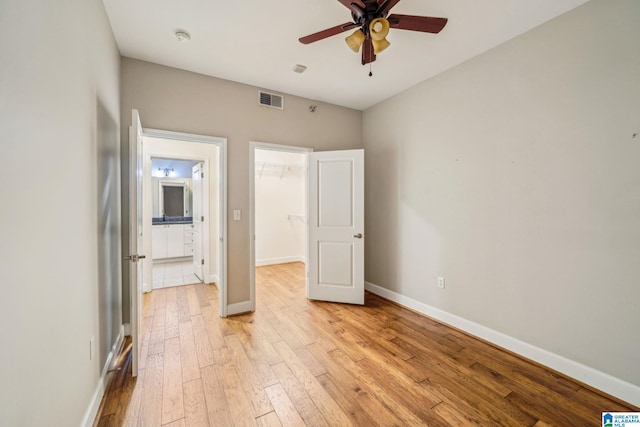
[94,262,637,426]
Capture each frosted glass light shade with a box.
[345,29,365,52]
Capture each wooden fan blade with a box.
[376,0,401,17]
[387,14,448,33]
[299,22,359,44]
[361,37,376,65]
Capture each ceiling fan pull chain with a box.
[369,63,373,77]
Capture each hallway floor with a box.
[152,259,202,289]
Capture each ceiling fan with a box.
[299,0,448,66]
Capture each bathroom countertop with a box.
[152,217,193,225]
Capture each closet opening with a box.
[249,142,311,311]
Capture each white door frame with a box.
[249,141,313,312]
[140,128,228,317]
[191,162,205,282]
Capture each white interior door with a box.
[128,109,144,377]
[192,163,204,280]
[307,149,364,305]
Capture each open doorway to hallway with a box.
[127,112,228,382]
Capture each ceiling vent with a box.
[259,91,284,110]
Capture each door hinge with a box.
[201,259,204,265]
[201,216,204,222]
[201,172,204,179]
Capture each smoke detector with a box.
[175,31,191,42]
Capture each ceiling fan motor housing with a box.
[351,0,390,35]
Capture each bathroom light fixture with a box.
[175,31,191,42]
[158,167,174,177]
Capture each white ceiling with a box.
[103,0,589,111]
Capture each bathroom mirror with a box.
[160,183,188,216]
[159,181,189,217]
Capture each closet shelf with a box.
[256,161,305,179]
[287,214,305,223]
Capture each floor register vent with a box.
[259,91,284,110]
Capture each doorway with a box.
[128,111,228,378]
[142,134,223,298]
[249,142,312,311]
[149,157,204,290]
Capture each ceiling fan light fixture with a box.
[345,29,365,53]
[369,17,390,54]
[298,0,448,66]
[372,38,390,54]
[369,18,390,41]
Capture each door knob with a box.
[353,233,365,239]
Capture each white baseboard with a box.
[81,325,125,427]
[227,300,252,316]
[208,274,219,285]
[365,281,640,407]
[256,256,305,267]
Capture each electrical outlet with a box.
[90,337,95,360]
[437,276,445,289]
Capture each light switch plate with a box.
[233,209,241,221]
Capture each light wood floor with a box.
[95,262,636,426]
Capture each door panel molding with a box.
[307,149,364,305]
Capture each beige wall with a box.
[120,58,362,319]
[363,0,640,390]
[0,0,121,425]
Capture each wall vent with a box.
[259,91,284,110]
